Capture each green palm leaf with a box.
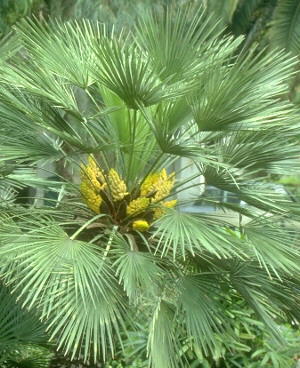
[148,300,181,368]
[0,217,128,362]
[112,234,164,302]
[270,0,300,53]
[135,5,222,83]
[152,210,243,259]
[243,218,300,275]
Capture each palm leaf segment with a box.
[0,6,300,367]
[269,0,300,54]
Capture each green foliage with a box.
[2,345,53,368]
[188,302,300,368]
[231,0,265,35]
[43,0,171,29]
[269,0,300,54]
[0,284,52,368]
[0,3,300,368]
[102,294,300,368]
[0,0,43,37]
[204,0,240,33]
[205,0,300,55]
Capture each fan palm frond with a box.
[0,216,128,362]
[148,299,181,368]
[269,0,300,54]
[152,210,243,259]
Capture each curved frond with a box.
[16,18,106,88]
[270,0,300,53]
[112,234,164,301]
[191,49,296,131]
[148,300,181,368]
[152,210,243,259]
[243,218,300,276]
[0,217,128,362]
[176,274,228,355]
[135,5,222,83]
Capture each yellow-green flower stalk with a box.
[80,180,102,214]
[141,169,175,202]
[140,172,161,196]
[81,155,106,191]
[80,156,106,214]
[107,169,129,201]
[152,169,175,202]
[126,197,150,216]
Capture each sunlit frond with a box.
[0,217,128,362]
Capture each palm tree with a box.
[1,5,300,367]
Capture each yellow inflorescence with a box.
[132,219,150,232]
[81,156,106,190]
[107,169,129,201]
[140,172,161,196]
[80,158,176,230]
[153,169,175,202]
[133,170,177,222]
[80,181,102,214]
[80,156,105,214]
[126,197,150,216]
[140,169,175,202]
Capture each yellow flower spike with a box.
[132,219,150,232]
[87,194,102,214]
[81,156,106,191]
[107,169,128,201]
[80,181,102,214]
[152,170,175,202]
[80,156,106,213]
[126,197,150,216]
[140,172,160,196]
[140,169,175,199]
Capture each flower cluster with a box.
[80,156,105,214]
[127,169,177,229]
[80,156,176,231]
[107,169,128,201]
